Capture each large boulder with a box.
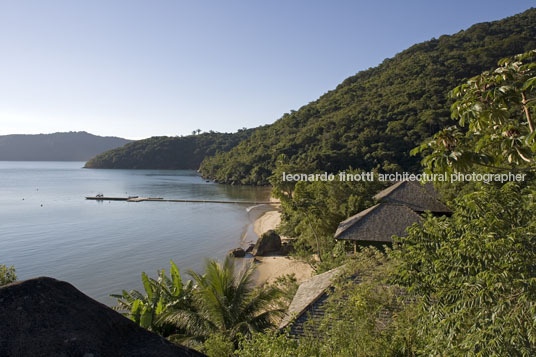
[0,277,204,357]
[252,230,282,256]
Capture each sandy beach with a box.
[252,207,313,286]
[253,210,281,237]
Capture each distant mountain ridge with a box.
[0,131,131,161]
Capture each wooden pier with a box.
[85,196,279,204]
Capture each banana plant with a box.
[111,260,194,333]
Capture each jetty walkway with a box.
[85,196,279,204]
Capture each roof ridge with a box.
[279,267,344,329]
[334,203,382,238]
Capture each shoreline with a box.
[249,205,313,286]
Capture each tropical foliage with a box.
[392,182,536,356]
[239,181,536,356]
[391,49,536,356]
[0,264,16,287]
[237,48,536,356]
[111,261,194,336]
[112,257,284,350]
[415,49,536,174]
[160,257,283,346]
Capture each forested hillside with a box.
[0,132,131,161]
[84,129,254,169]
[200,8,536,185]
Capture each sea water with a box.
[0,161,270,303]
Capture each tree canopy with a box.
[415,49,536,174]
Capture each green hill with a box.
[84,130,254,169]
[199,8,536,185]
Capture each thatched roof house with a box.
[335,181,450,245]
[0,277,203,357]
[334,203,422,244]
[279,267,343,336]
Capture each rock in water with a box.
[229,247,246,257]
[0,277,204,357]
[252,230,282,256]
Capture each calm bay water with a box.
[0,161,270,303]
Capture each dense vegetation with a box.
[85,129,254,169]
[415,49,536,173]
[238,182,536,356]
[394,183,536,356]
[0,131,130,161]
[222,49,536,356]
[238,49,536,356]
[200,8,536,185]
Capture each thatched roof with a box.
[279,267,343,330]
[334,203,422,243]
[0,277,204,357]
[373,181,450,213]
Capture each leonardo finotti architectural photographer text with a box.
[282,171,527,184]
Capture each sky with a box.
[0,1,534,140]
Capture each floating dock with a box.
[85,196,279,204]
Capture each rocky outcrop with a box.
[229,247,246,257]
[245,243,255,253]
[0,277,204,357]
[253,230,282,256]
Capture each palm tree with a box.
[158,257,283,345]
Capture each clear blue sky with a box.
[0,1,534,139]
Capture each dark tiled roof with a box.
[334,203,422,243]
[373,181,450,213]
[287,290,332,337]
[279,267,343,330]
[335,180,450,243]
[281,271,408,338]
[0,277,204,357]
